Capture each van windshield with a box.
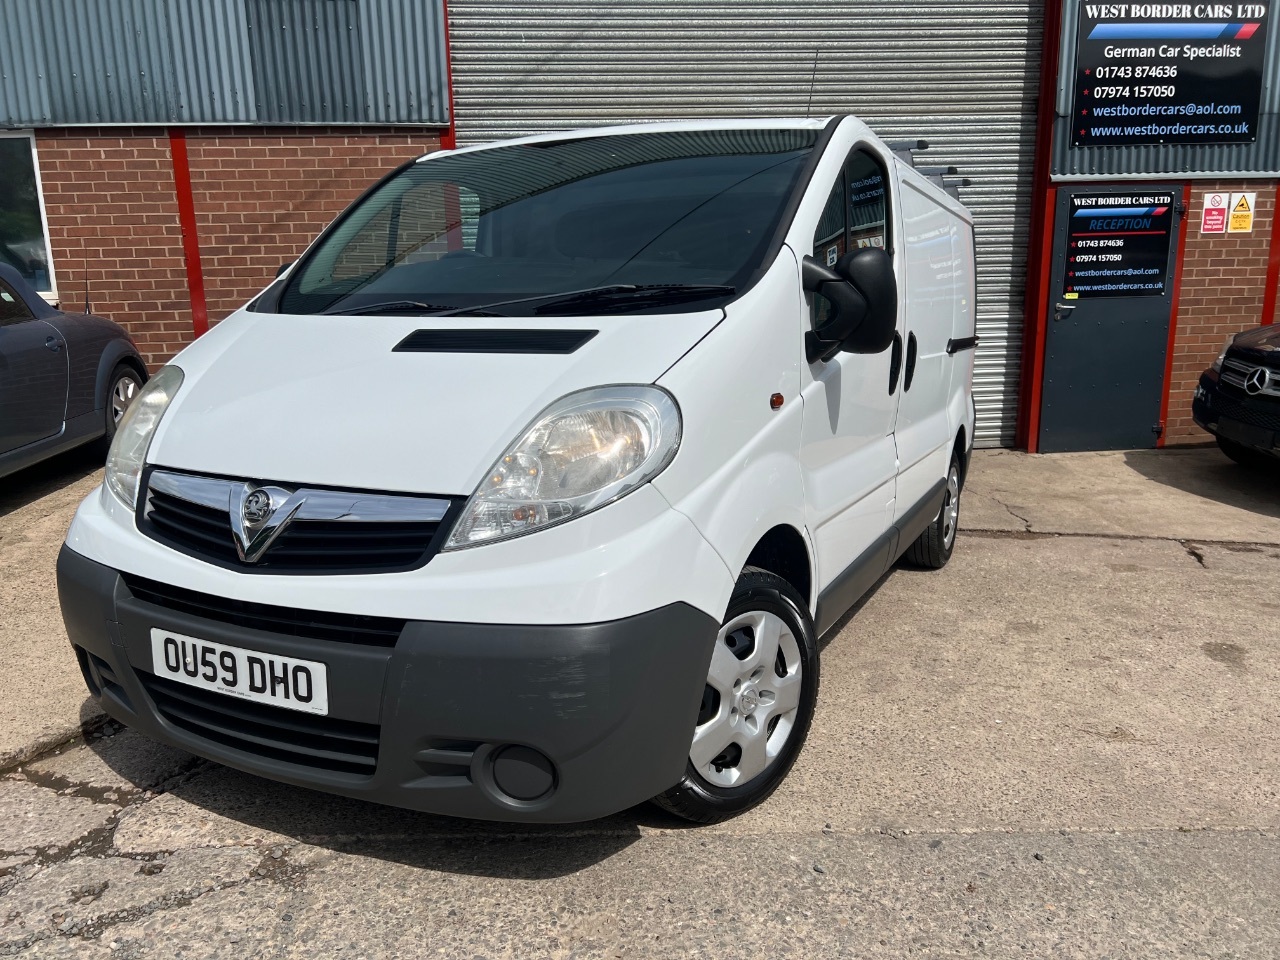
[276,128,820,317]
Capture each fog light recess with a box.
[490,745,556,802]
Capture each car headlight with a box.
[444,385,682,550]
[1212,335,1236,372]
[104,365,184,507]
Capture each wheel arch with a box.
[743,524,814,612]
[953,424,969,487]
[656,445,818,621]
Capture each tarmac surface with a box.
[1,444,1278,958]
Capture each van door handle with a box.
[904,332,918,391]
[1054,302,1077,322]
[45,336,65,352]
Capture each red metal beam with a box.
[1017,0,1067,452]
[1260,186,1280,326]
[169,128,209,338]
[440,0,458,150]
[444,184,463,251]
[1024,186,1057,453]
[1156,183,1193,448]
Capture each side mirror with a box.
[834,248,897,354]
[276,262,294,278]
[802,256,868,364]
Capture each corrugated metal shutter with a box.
[446,1,1044,446]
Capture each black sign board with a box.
[1072,3,1269,147]
[1064,192,1176,299]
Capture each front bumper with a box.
[58,545,719,823]
[1193,373,1280,455]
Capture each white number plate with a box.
[149,629,329,716]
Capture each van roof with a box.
[419,117,836,161]
[417,116,973,222]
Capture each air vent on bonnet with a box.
[393,329,598,354]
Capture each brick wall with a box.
[36,130,192,365]
[35,126,442,369]
[1165,180,1277,444]
[184,127,442,325]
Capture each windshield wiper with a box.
[322,299,453,316]
[322,284,734,318]
[428,285,637,316]
[435,284,736,317]
[326,287,639,318]
[528,284,736,316]
[322,299,508,318]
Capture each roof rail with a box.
[888,140,967,199]
[887,139,929,166]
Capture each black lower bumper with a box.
[1193,373,1280,454]
[57,546,719,823]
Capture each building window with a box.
[0,133,54,295]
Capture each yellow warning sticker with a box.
[1063,292,1079,300]
[1229,192,1257,233]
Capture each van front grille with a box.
[122,573,406,648]
[138,469,459,574]
[140,671,380,776]
[147,488,240,562]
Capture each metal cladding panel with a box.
[1052,0,1280,178]
[446,1,1044,446]
[360,0,451,123]
[39,0,180,123]
[168,0,256,123]
[0,2,50,125]
[0,0,447,125]
[247,0,364,123]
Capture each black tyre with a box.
[92,363,144,456]
[651,566,820,824]
[903,452,962,570]
[1216,436,1277,472]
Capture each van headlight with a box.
[104,365,184,507]
[444,385,681,550]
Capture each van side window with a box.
[812,174,846,270]
[810,173,846,333]
[845,152,888,252]
[809,149,892,333]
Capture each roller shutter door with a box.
[446,1,1044,446]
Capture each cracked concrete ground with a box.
[1,444,1278,957]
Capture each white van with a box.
[58,117,977,824]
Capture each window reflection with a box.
[0,136,52,293]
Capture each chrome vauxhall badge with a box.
[231,484,304,563]
[242,489,274,525]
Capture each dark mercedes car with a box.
[1193,324,1280,469]
[0,263,147,480]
